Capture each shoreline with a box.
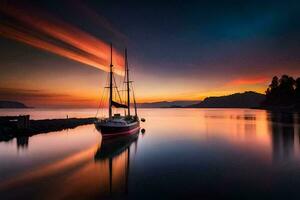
[1,106,300,111]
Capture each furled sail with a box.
[112,101,128,108]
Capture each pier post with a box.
[17,115,30,129]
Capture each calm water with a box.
[0,108,300,199]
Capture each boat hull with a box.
[95,121,140,138]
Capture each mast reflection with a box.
[94,129,140,197]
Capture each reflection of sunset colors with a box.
[0,3,124,75]
[0,123,133,198]
[1,110,300,198]
[143,109,272,154]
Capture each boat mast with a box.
[125,48,130,116]
[109,43,113,119]
[132,87,138,117]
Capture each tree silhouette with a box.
[278,75,295,105]
[265,76,279,106]
[263,75,299,108]
[296,77,300,101]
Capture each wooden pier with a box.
[0,115,97,142]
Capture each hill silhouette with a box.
[136,101,199,108]
[0,101,28,108]
[187,91,265,108]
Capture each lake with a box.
[0,108,300,199]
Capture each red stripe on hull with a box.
[101,126,140,139]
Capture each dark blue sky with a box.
[24,0,300,74]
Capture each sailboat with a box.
[95,44,140,138]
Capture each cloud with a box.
[0,87,68,98]
[0,87,97,107]
[225,76,269,86]
[0,1,125,75]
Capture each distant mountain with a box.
[0,101,29,108]
[187,91,265,108]
[137,100,200,108]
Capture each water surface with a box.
[0,108,300,199]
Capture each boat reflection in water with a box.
[0,126,140,200]
[94,128,140,198]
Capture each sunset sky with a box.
[1,0,300,107]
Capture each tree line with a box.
[262,75,300,108]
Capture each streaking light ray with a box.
[0,2,125,75]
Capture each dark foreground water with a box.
[0,108,300,199]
